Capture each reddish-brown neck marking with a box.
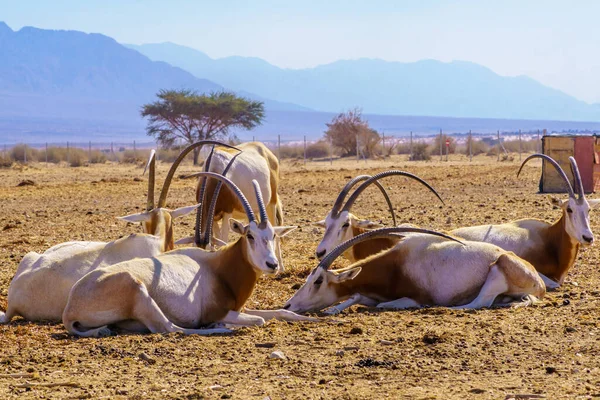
[349,225,401,261]
[525,213,579,283]
[334,245,432,304]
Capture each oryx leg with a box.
[243,308,319,322]
[377,297,421,309]
[219,310,265,327]
[324,294,378,315]
[539,273,560,290]
[63,271,230,337]
[455,253,545,310]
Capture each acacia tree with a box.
[141,89,264,164]
[324,108,380,157]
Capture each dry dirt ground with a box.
[0,155,599,400]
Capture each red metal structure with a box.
[542,135,595,194]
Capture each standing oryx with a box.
[451,154,599,289]
[314,170,444,262]
[284,227,545,314]
[188,142,287,265]
[0,143,227,323]
[62,174,310,337]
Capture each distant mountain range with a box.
[128,42,600,122]
[1,21,600,143]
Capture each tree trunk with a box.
[193,147,200,165]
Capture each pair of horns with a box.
[517,154,584,199]
[151,140,241,210]
[144,149,156,212]
[330,170,445,221]
[194,149,242,247]
[318,227,464,271]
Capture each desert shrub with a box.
[68,149,87,167]
[502,139,539,153]
[462,139,490,156]
[279,144,303,159]
[409,143,431,161]
[120,149,152,164]
[10,144,39,163]
[156,148,181,163]
[306,140,331,159]
[88,150,107,164]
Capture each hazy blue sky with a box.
[3,0,599,103]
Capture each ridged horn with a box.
[144,149,156,212]
[194,145,216,246]
[330,175,396,225]
[569,156,584,199]
[517,153,575,198]
[319,226,464,270]
[342,170,444,213]
[157,140,240,208]
[183,172,255,222]
[252,180,268,223]
[201,152,242,247]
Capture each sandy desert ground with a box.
[0,154,599,399]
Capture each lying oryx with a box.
[0,141,231,323]
[284,227,545,314]
[62,174,311,337]
[452,154,599,289]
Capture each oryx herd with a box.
[1,141,598,337]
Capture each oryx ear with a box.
[175,236,195,246]
[171,204,201,219]
[313,220,326,228]
[588,199,600,209]
[353,219,384,229]
[547,195,564,207]
[117,212,152,223]
[229,218,248,235]
[333,267,362,283]
[274,226,298,238]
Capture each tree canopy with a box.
[141,89,264,163]
[324,108,380,157]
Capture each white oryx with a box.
[452,154,599,289]
[62,174,312,337]
[314,170,444,262]
[185,142,287,265]
[284,227,545,314]
[0,141,227,323]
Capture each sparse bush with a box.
[10,144,39,163]
[306,141,330,159]
[461,139,490,156]
[278,144,303,159]
[157,148,183,163]
[69,150,86,167]
[409,143,431,161]
[88,150,107,164]
[120,149,152,164]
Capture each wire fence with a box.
[0,129,553,167]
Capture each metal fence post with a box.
[46,142,48,165]
[67,141,70,165]
[410,131,413,161]
[519,129,522,161]
[439,129,442,162]
[303,135,307,165]
[497,131,500,162]
[133,140,136,161]
[89,141,92,163]
[23,144,27,164]
[469,130,472,162]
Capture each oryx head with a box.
[117,149,200,252]
[187,172,296,275]
[519,154,600,246]
[284,226,464,313]
[314,170,444,259]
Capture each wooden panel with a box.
[542,137,574,193]
[574,136,594,193]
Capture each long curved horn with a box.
[330,175,396,225]
[144,149,156,211]
[569,156,584,199]
[157,140,240,208]
[517,153,575,198]
[183,172,255,222]
[194,145,216,246]
[252,180,268,223]
[342,170,444,213]
[201,152,242,246]
[319,226,464,270]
